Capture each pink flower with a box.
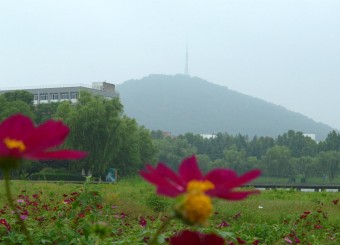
[0,219,11,231]
[314,224,322,229]
[20,215,28,220]
[169,230,225,245]
[236,237,246,244]
[284,237,293,244]
[139,217,147,227]
[141,155,260,225]
[294,236,300,243]
[140,155,261,200]
[218,221,230,228]
[0,114,87,165]
[78,213,85,218]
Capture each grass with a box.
[253,176,340,184]
[0,177,339,244]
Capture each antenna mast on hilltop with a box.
[184,43,189,76]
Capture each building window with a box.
[33,94,38,100]
[60,93,69,99]
[70,92,78,99]
[51,93,58,100]
[40,94,48,100]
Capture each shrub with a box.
[30,172,84,181]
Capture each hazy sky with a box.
[1,0,339,130]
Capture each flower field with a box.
[0,114,339,244]
[0,178,339,244]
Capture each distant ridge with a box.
[117,74,334,140]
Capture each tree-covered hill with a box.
[118,74,334,141]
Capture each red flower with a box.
[0,114,86,164]
[169,230,225,245]
[140,155,261,200]
[141,155,260,225]
[217,221,230,228]
[139,217,147,227]
[252,240,260,245]
[332,199,339,205]
[0,219,11,231]
[236,237,246,244]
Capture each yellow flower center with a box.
[175,180,215,225]
[187,180,215,194]
[181,192,213,225]
[3,138,26,152]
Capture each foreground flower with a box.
[140,155,260,224]
[0,114,87,169]
[169,230,225,245]
[0,114,87,245]
[0,219,11,232]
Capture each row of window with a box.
[33,92,78,101]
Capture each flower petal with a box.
[169,230,202,245]
[24,120,69,153]
[203,233,226,245]
[0,114,34,140]
[227,169,261,189]
[157,164,185,188]
[169,230,225,245]
[179,155,203,182]
[208,188,260,200]
[205,169,238,186]
[140,164,185,197]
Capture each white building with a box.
[0,81,119,105]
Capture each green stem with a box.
[149,216,173,245]
[4,169,33,245]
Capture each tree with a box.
[0,96,35,121]
[223,145,246,173]
[3,90,34,106]
[322,131,340,152]
[316,151,340,181]
[262,146,292,177]
[276,130,317,157]
[54,91,155,176]
[154,137,197,170]
[35,102,60,123]
[248,136,275,159]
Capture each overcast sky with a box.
[0,0,339,130]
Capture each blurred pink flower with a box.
[140,155,261,200]
[169,230,225,245]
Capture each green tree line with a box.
[152,130,340,182]
[1,90,340,182]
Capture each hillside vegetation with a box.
[118,74,334,141]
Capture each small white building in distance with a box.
[303,133,316,141]
[200,134,217,139]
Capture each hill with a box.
[117,74,334,140]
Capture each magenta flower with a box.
[284,237,293,244]
[169,230,225,245]
[140,155,260,225]
[20,215,28,220]
[236,237,246,244]
[0,114,86,167]
[140,155,261,200]
[217,221,230,228]
[0,219,11,231]
[139,217,147,227]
